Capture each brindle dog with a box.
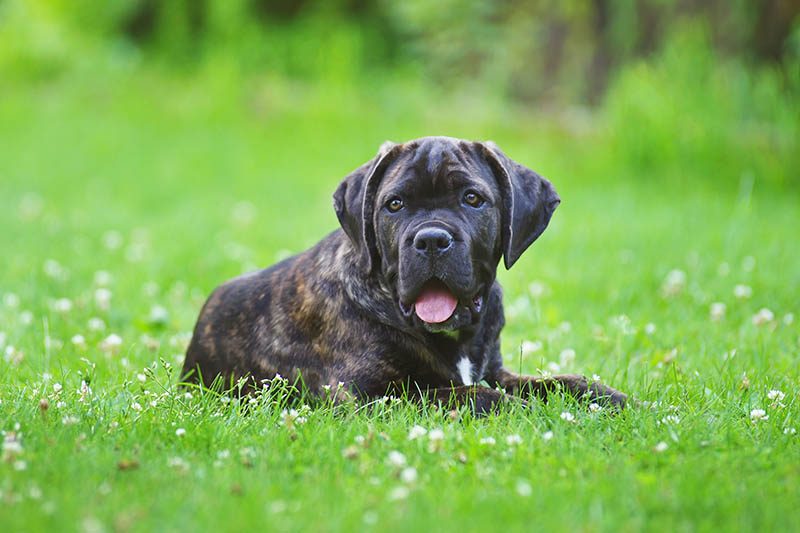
[182,137,627,413]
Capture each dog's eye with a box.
[463,191,484,208]
[386,197,404,212]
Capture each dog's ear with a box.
[333,141,401,273]
[477,141,561,269]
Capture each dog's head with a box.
[334,137,560,333]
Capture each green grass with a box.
[1,71,799,532]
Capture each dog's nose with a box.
[413,227,453,256]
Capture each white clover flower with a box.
[62,415,79,425]
[661,269,686,297]
[750,408,768,421]
[479,436,496,445]
[752,308,774,326]
[78,380,92,403]
[279,409,305,427]
[102,230,123,250]
[217,450,231,460]
[644,323,656,335]
[131,402,142,412]
[56,401,66,409]
[88,317,106,331]
[387,450,407,467]
[18,192,43,219]
[51,298,73,313]
[658,415,680,425]
[142,281,160,297]
[767,390,785,402]
[93,270,113,287]
[542,431,554,441]
[407,425,427,440]
[591,374,601,383]
[560,412,575,422]
[611,314,635,335]
[546,362,561,374]
[19,311,33,325]
[505,434,523,445]
[710,302,726,322]
[71,335,87,350]
[100,334,122,354]
[520,340,542,355]
[559,349,576,366]
[148,305,169,325]
[53,383,63,394]
[183,392,193,401]
[268,500,288,514]
[137,373,147,383]
[528,280,548,299]
[515,480,532,497]
[167,457,189,471]
[400,467,418,483]
[588,403,601,413]
[2,293,20,308]
[43,259,67,280]
[784,427,797,435]
[175,428,186,436]
[94,288,112,311]
[388,486,410,501]
[733,284,752,299]
[2,434,24,457]
[784,313,794,325]
[231,201,257,226]
[428,428,444,442]
[653,441,668,453]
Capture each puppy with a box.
[182,137,627,412]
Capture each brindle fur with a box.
[182,137,627,412]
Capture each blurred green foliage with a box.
[0,0,798,188]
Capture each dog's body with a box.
[183,137,626,411]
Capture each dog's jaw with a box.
[397,280,486,333]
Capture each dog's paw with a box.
[554,374,628,409]
[586,380,628,409]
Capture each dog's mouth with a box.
[399,279,484,325]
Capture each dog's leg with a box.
[495,368,627,408]
[403,385,518,416]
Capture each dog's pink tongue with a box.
[414,281,458,323]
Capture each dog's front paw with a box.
[585,380,628,409]
[553,374,628,409]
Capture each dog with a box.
[182,137,627,413]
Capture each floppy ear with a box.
[478,141,561,269]
[333,141,400,273]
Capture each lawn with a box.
[1,72,799,532]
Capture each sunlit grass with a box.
[1,72,798,531]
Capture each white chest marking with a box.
[457,357,473,386]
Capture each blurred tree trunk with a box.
[753,0,800,62]
[587,0,612,105]
[635,0,663,57]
